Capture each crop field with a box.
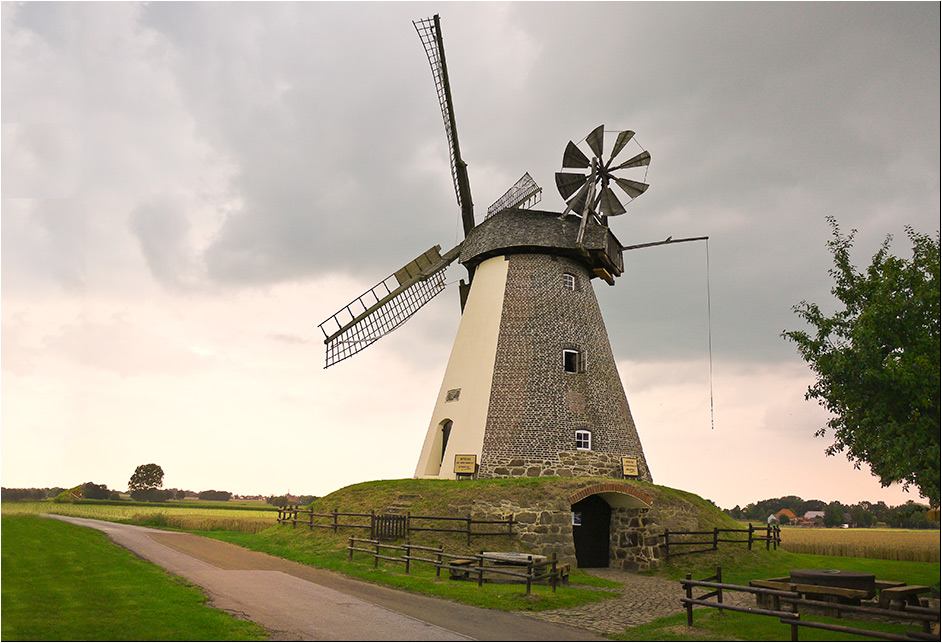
[1,501,276,533]
[780,527,940,562]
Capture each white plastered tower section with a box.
[414,255,509,477]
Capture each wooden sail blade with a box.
[562,141,590,169]
[555,171,589,200]
[614,150,651,170]
[586,124,605,159]
[318,244,461,368]
[614,177,649,199]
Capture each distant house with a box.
[768,509,797,524]
[800,510,825,527]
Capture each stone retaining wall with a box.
[471,490,665,571]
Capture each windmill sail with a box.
[414,15,474,237]
[486,173,543,218]
[318,245,461,368]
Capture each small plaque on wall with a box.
[622,457,639,478]
[454,454,477,477]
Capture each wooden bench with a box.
[878,585,932,609]
[749,578,870,606]
[445,559,475,580]
[556,563,571,584]
[874,579,907,593]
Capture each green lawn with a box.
[201,526,620,612]
[612,609,920,641]
[1,515,266,641]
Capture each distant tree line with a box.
[1,485,315,505]
[266,495,318,507]
[725,496,937,529]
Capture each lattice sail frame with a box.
[318,246,458,368]
[486,172,543,219]
[414,16,474,236]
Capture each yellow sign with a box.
[454,454,477,475]
[622,457,639,477]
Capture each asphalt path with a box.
[44,515,605,641]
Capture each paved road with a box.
[44,515,604,641]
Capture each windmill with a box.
[319,15,656,483]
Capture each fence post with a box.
[716,565,724,613]
[291,505,297,529]
[748,523,754,550]
[685,573,693,626]
[435,546,443,579]
[525,555,533,596]
[406,512,411,539]
[766,524,771,551]
[370,509,376,541]
[348,536,354,561]
[404,544,411,574]
[713,527,719,551]
[550,552,558,593]
[373,541,380,569]
[664,528,670,559]
[790,617,799,641]
[477,552,484,588]
[508,513,514,536]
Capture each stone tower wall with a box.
[477,253,652,482]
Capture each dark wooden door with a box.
[571,495,611,568]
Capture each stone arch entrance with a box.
[569,483,652,569]
[571,494,611,567]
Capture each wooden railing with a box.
[347,537,567,595]
[664,523,780,559]
[681,567,939,641]
[276,506,515,544]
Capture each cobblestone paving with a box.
[526,569,755,635]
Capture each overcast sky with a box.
[2,2,939,509]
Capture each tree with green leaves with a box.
[128,463,164,492]
[784,217,940,507]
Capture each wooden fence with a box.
[346,537,567,595]
[664,523,781,559]
[276,506,515,544]
[681,566,939,641]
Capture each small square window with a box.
[562,273,576,290]
[575,430,591,450]
[563,349,579,373]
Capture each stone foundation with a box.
[469,482,665,571]
[479,450,646,481]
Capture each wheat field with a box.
[780,527,940,562]
[1,501,277,533]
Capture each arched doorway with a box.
[571,494,611,568]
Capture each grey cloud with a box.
[3,2,938,367]
[129,194,202,290]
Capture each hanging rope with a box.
[622,234,714,431]
[705,238,715,430]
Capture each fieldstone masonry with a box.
[482,450,642,480]
[476,253,652,483]
[470,482,672,572]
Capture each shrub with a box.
[197,490,232,502]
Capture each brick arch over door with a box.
[569,483,652,509]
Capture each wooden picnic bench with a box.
[446,558,475,580]
[878,585,932,610]
[749,578,870,605]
